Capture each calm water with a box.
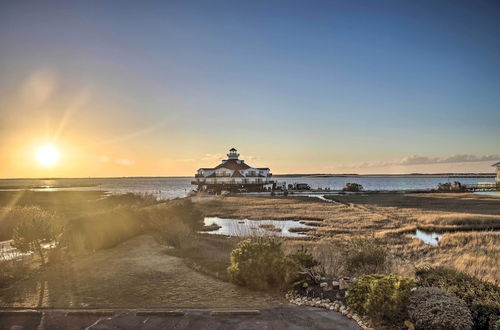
[202,217,310,237]
[414,229,442,246]
[0,176,494,200]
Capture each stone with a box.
[302,282,309,288]
[320,282,328,288]
[404,320,415,330]
[347,313,352,318]
[339,278,349,290]
[331,281,339,287]
[329,306,334,311]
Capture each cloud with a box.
[335,154,500,170]
[115,158,134,166]
[400,154,500,165]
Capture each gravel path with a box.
[0,235,283,308]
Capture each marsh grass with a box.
[196,194,500,283]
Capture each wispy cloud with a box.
[337,154,500,169]
[400,154,500,165]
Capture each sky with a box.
[0,0,499,177]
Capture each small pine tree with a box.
[12,209,56,266]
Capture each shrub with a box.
[228,238,289,290]
[342,183,363,192]
[415,266,500,330]
[0,206,56,241]
[347,274,415,321]
[11,208,57,265]
[342,238,388,275]
[285,246,320,287]
[62,206,145,253]
[145,199,203,248]
[408,287,473,330]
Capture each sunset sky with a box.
[1,1,499,178]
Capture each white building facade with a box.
[192,148,274,192]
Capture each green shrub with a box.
[408,287,473,330]
[347,274,415,321]
[415,267,500,330]
[227,238,289,290]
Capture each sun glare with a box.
[36,145,60,166]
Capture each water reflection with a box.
[414,229,442,246]
[201,217,311,237]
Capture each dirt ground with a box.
[0,235,284,308]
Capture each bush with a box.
[0,206,56,241]
[145,199,203,248]
[342,183,363,192]
[285,246,320,287]
[342,238,388,275]
[62,206,145,253]
[228,238,286,290]
[11,208,58,265]
[408,287,473,330]
[415,267,500,330]
[347,274,415,321]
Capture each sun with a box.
[36,145,60,166]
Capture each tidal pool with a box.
[202,217,312,237]
[414,229,442,246]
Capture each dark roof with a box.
[492,162,500,167]
[214,159,251,170]
[232,170,244,177]
[256,167,270,170]
[229,148,237,151]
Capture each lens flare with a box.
[36,145,59,166]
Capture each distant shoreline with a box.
[0,173,495,180]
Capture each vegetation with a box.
[346,274,415,322]
[197,194,500,283]
[145,199,203,248]
[415,267,500,330]
[11,207,58,265]
[228,238,287,290]
[342,183,363,192]
[227,238,317,291]
[407,287,473,330]
[436,181,466,192]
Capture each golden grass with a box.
[195,193,500,283]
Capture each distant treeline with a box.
[273,173,495,178]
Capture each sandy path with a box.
[0,235,284,308]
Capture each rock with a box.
[331,281,339,287]
[320,282,328,288]
[404,320,415,330]
[329,305,334,311]
[302,282,309,288]
[347,313,352,318]
[339,278,349,290]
